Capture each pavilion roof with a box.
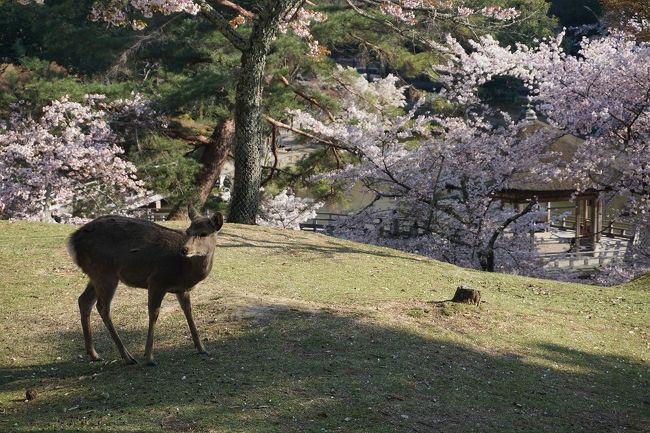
[498,122,591,200]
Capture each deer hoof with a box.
[124,356,138,365]
[146,359,157,367]
[89,355,103,362]
[198,348,210,356]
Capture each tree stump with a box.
[451,285,481,305]
[25,388,37,401]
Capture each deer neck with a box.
[183,250,215,282]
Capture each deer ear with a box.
[188,205,199,221]
[211,212,224,232]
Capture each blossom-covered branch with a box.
[0,94,154,221]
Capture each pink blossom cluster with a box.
[130,0,200,17]
[89,0,199,30]
[291,69,551,271]
[278,6,328,57]
[479,6,520,21]
[0,95,150,221]
[379,3,416,25]
[89,4,131,27]
[457,6,474,18]
[256,188,323,230]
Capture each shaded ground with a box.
[0,221,648,432]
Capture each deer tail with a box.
[66,235,79,265]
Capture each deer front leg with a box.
[144,289,166,366]
[176,291,209,355]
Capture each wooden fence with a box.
[299,212,428,237]
[299,212,346,232]
[539,247,629,270]
[552,217,635,240]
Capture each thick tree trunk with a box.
[227,0,303,224]
[228,45,268,224]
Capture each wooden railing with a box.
[299,212,426,237]
[299,212,347,232]
[551,217,635,239]
[540,248,629,270]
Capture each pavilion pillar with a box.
[574,199,581,251]
[546,202,552,231]
[581,198,591,250]
[589,197,598,247]
[595,197,603,243]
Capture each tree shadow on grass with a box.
[0,305,648,433]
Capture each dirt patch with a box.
[160,413,198,432]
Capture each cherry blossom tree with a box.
[0,94,150,221]
[291,68,556,272]
[444,27,650,281]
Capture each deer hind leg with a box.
[144,288,166,366]
[176,291,209,355]
[79,282,101,361]
[94,276,137,365]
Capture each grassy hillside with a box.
[0,221,647,433]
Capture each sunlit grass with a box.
[0,220,648,433]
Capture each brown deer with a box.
[67,207,223,366]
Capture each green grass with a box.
[0,220,648,433]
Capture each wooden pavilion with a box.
[495,109,603,250]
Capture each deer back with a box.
[69,216,188,288]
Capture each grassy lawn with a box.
[0,220,648,433]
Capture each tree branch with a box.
[479,197,539,271]
[279,76,335,122]
[197,0,248,51]
[263,115,351,151]
[211,0,256,19]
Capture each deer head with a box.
[181,206,224,257]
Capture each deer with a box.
[67,206,223,366]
